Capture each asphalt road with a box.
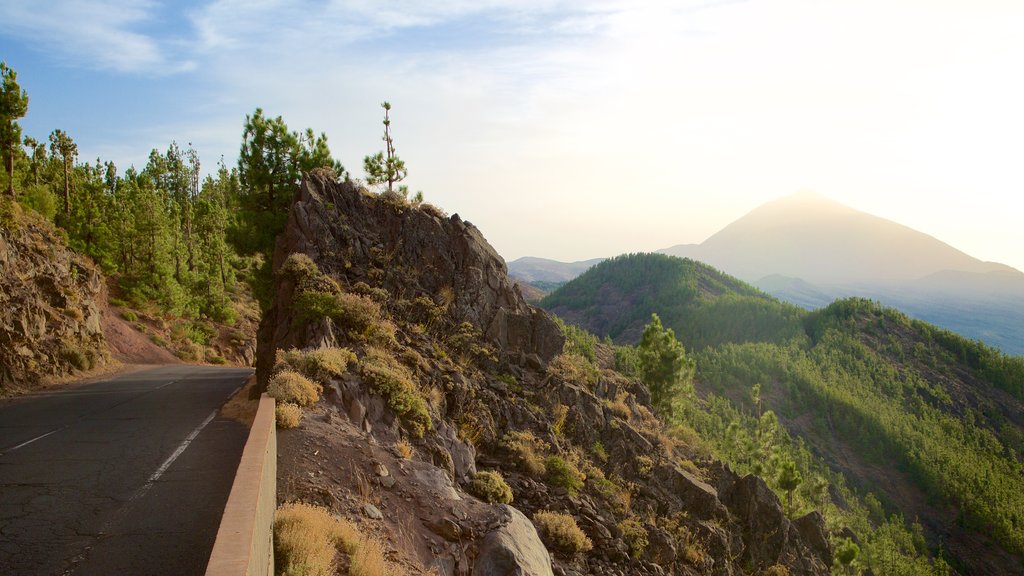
[0,365,253,576]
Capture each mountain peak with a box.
[661,192,1012,285]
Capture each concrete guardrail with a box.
[205,393,277,576]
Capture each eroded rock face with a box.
[0,210,107,392]
[257,174,564,386]
[474,505,554,576]
[265,176,832,576]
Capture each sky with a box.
[2,0,1023,272]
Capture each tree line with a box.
[1,61,413,318]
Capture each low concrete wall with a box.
[205,393,277,576]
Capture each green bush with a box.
[545,455,585,496]
[267,370,321,407]
[294,290,395,344]
[121,310,138,322]
[359,348,431,438]
[618,518,649,558]
[467,471,513,504]
[280,253,320,280]
[533,511,592,555]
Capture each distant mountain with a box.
[542,252,1024,574]
[507,256,605,284]
[659,191,1017,285]
[657,192,1024,355]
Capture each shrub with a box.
[279,253,320,280]
[359,348,431,438]
[548,353,599,388]
[303,347,355,382]
[635,455,654,478]
[618,518,649,558]
[763,565,791,576]
[276,403,302,428]
[294,290,394,344]
[591,441,608,463]
[467,471,513,504]
[349,535,397,576]
[503,431,548,477]
[533,511,593,555]
[545,455,585,496]
[395,440,413,459]
[121,310,138,322]
[274,502,360,576]
[175,341,204,362]
[268,370,321,407]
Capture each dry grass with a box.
[503,430,549,478]
[275,502,408,576]
[533,511,593,555]
[395,440,413,459]
[220,375,259,425]
[268,370,321,407]
[276,403,303,429]
[547,353,599,388]
[274,503,360,576]
[348,535,405,576]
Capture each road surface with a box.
[0,365,253,576]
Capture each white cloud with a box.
[0,0,194,73]
[7,0,1024,271]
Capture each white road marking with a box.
[121,409,219,508]
[0,428,63,455]
[148,409,218,484]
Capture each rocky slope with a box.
[0,204,108,395]
[260,174,832,575]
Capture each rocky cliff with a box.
[0,205,107,394]
[261,174,831,575]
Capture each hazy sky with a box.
[2,0,1022,272]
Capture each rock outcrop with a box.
[0,206,107,393]
[257,175,564,387]
[264,175,831,575]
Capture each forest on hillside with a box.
[1,61,356,327]
[547,253,1024,575]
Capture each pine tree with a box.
[1,62,29,198]
[637,313,696,415]
[48,129,77,215]
[363,101,408,197]
[776,458,802,515]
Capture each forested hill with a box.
[544,252,1024,574]
[541,253,806,348]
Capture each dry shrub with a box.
[763,565,791,576]
[359,348,431,438]
[268,370,321,407]
[533,511,593,555]
[551,404,569,436]
[276,402,302,429]
[395,440,413,459]
[503,430,549,477]
[547,353,599,388]
[302,347,356,382]
[274,503,360,576]
[467,471,513,504]
[348,536,396,576]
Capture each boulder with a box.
[473,505,554,576]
